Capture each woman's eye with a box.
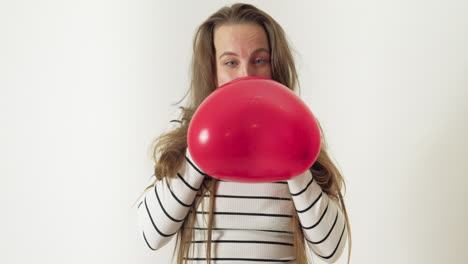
[225,61,237,66]
[254,58,266,64]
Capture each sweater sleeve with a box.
[136,148,206,250]
[287,169,348,263]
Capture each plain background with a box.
[1,0,467,263]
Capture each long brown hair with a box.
[134,3,352,263]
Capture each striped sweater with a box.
[136,148,348,263]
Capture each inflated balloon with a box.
[187,76,321,183]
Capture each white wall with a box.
[1,0,467,263]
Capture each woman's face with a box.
[213,23,272,87]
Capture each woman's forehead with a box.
[213,23,270,57]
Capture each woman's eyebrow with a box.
[218,51,238,59]
[251,48,270,56]
[218,48,270,59]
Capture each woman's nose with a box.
[239,64,254,78]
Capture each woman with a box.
[135,3,352,264]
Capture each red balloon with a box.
[187,76,321,183]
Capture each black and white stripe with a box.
[136,152,205,251]
[183,257,296,262]
[287,169,348,263]
[137,149,348,262]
